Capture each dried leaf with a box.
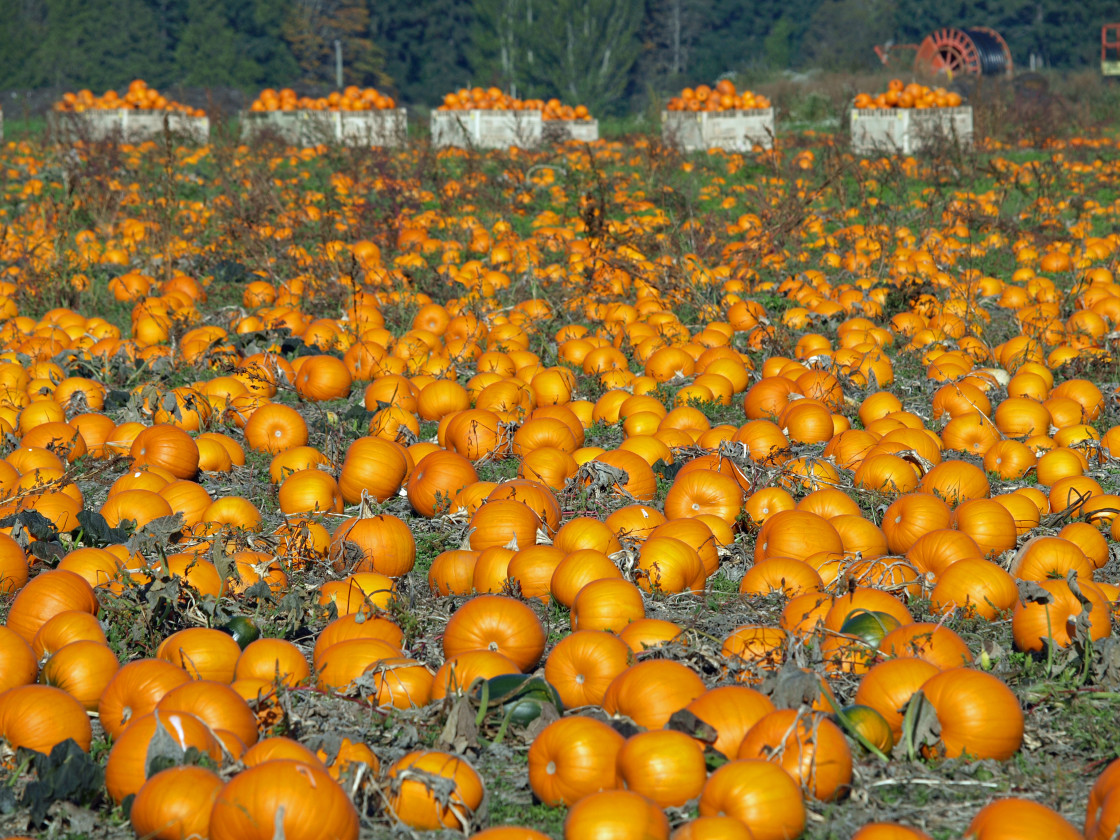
[1016,579,1054,606]
[898,690,941,761]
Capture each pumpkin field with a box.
[1,94,1120,840]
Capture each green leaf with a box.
[18,739,105,826]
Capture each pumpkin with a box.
[636,536,705,594]
[104,709,223,802]
[331,513,416,577]
[242,737,325,767]
[98,658,193,739]
[949,499,1017,558]
[905,529,983,577]
[698,759,806,840]
[385,750,485,831]
[210,759,359,840]
[157,679,260,746]
[685,686,775,760]
[881,493,951,554]
[0,683,92,753]
[156,627,242,683]
[487,479,562,535]
[879,623,971,669]
[664,468,743,525]
[740,557,823,598]
[1086,758,1120,839]
[130,424,199,478]
[312,614,404,667]
[528,716,625,806]
[591,449,659,501]
[293,354,352,401]
[964,797,1082,840]
[1011,578,1112,652]
[364,657,435,708]
[402,446,488,503]
[442,595,546,671]
[39,639,120,710]
[550,549,624,608]
[428,549,480,596]
[929,558,1018,620]
[507,544,565,602]
[738,709,852,800]
[0,531,28,593]
[918,668,1023,760]
[544,630,632,708]
[618,618,684,654]
[130,765,224,840]
[468,498,542,551]
[278,468,343,515]
[572,578,645,632]
[5,568,99,643]
[603,660,706,730]
[0,626,38,691]
[315,638,404,692]
[617,729,707,808]
[563,790,670,840]
[431,650,521,700]
[234,638,311,687]
[552,518,621,555]
[851,824,933,840]
[755,510,843,563]
[339,437,409,503]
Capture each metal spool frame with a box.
[914,27,1013,78]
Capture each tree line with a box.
[0,0,1115,115]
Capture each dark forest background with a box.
[0,0,1115,114]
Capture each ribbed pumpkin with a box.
[442,595,546,671]
[130,424,199,478]
[385,750,485,831]
[39,640,120,710]
[0,626,38,691]
[528,716,625,806]
[407,450,479,516]
[0,683,93,753]
[156,627,242,683]
[468,499,541,551]
[918,668,1023,760]
[755,510,843,563]
[339,436,409,503]
[105,710,223,803]
[5,569,99,643]
[131,765,224,840]
[698,759,806,840]
[738,709,852,801]
[210,759,359,840]
[331,513,416,577]
[617,729,707,808]
[563,790,670,840]
[602,660,706,730]
[544,630,632,709]
[965,797,1082,840]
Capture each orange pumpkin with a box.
[385,750,484,831]
[528,716,625,806]
[442,595,546,671]
[919,668,1023,760]
[698,759,806,840]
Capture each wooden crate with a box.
[542,119,599,143]
[661,109,775,152]
[850,107,973,155]
[430,110,544,149]
[49,110,210,144]
[240,110,408,147]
